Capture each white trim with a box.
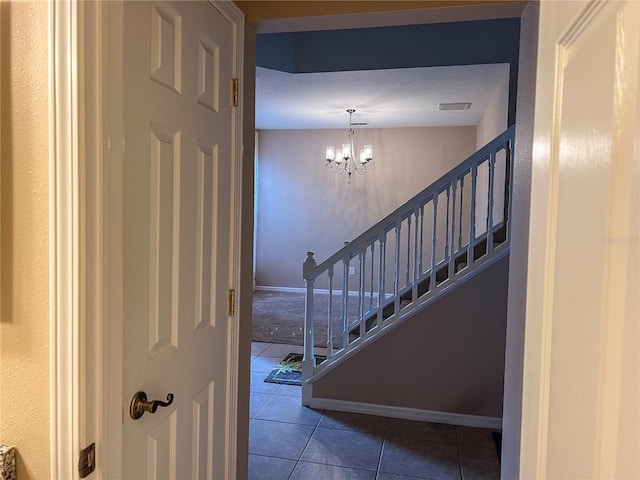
[212,1,245,478]
[103,2,125,476]
[50,1,81,478]
[79,2,110,478]
[256,285,320,294]
[253,131,259,289]
[309,398,503,430]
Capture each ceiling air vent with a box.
[439,102,472,111]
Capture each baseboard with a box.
[255,285,306,294]
[255,285,381,298]
[308,397,502,430]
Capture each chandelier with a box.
[325,109,373,179]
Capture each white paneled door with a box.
[120,2,237,478]
[522,0,639,478]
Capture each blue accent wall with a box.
[257,18,521,125]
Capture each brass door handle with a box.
[129,391,175,419]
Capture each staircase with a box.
[301,126,515,407]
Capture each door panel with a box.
[121,2,234,478]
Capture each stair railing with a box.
[302,126,515,400]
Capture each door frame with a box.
[50,1,81,478]
[49,1,245,477]
[520,0,639,477]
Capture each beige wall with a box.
[313,255,510,418]
[474,67,509,235]
[0,1,51,479]
[476,67,509,150]
[255,126,477,288]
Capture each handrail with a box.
[312,126,515,275]
[301,126,515,405]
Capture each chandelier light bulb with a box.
[324,109,373,180]
[325,146,335,162]
[341,143,351,161]
[360,145,373,163]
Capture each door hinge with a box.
[78,442,96,478]
[227,289,235,316]
[231,78,239,107]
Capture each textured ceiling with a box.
[256,64,510,130]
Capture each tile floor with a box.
[249,342,501,480]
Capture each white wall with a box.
[255,126,477,288]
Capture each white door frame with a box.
[49,1,244,477]
[49,1,81,478]
[520,0,640,477]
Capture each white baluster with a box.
[412,205,420,302]
[358,251,365,338]
[468,164,477,267]
[487,151,496,254]
[430,196,438,291]
[449,180,457,279]
[302,252,316,406]
[377,233,386,327]
[394,220,401,314]
[458,176,465,250]
[405,215,411,287]
[342,258,349,347]
[327,265,334,357]
[504,141,514,240]
[419,204,425,276]
[445,187,450,279]
[369,242,375,313]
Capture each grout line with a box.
[287,411,325,480]
[456,425,465,480]
[252,342,496,479]
[375,417,390,478]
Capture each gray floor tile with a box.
[300,426,384,471]
[318,411,388,435]
[248,454,296,480]
[275,384,302,397]
[252,342,271,356]
[254,392,323,426]
[377,473,432,480]
[459,444,500,480]
[262,343,303,357]
[247,343,477,479]
[251,355,284,374]
[379,437,461,480]
[250,371,280,394]
[250,392,272,418]
[290,462,377,480]
[249,419,315,460]
[386,418,457,446]
[456,426,499,450]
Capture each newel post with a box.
[302,252,316,406]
